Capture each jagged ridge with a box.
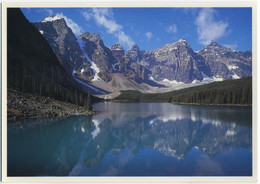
[32,15,252,94]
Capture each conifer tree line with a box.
[169,81,252,105]
[8,64,94,110]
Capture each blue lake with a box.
[8,102,252,176]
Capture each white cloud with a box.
[56,13,84,36]
[37,8,53,16]
[116,31,135,49]
[81,11,93,21]
[92,8,122,34]
[44,9,53,16]
[145,32,153,40]
[82,8,135,49]
[166,24,177,33]
[195,8,229,45]
[223,44,238,50]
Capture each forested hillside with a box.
[114,77,252,105]
[7,8,100,107]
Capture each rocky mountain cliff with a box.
[111,40,251,84]
[32,15,252,94]
[33,17,93,81]
[7,8,95,106]
[33,15,151,85]
[198,41,251,80]
[125,39,251,83]
[110,44,152,84]
[78,32,114,82]
[140,39,211,83]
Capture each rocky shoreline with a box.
[7,89,97,123]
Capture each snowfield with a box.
[77,37,102,81]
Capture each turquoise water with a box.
[8,102,252,176]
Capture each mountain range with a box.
[28,14,252,96]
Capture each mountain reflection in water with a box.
[8,103,252,176]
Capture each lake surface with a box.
[8,102,252,176]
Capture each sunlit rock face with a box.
[110,43,150,84]
[33,17,94,80]
[139,39,210,83]
[79,32,114,82]
[198,41,252,80]
[34,16,252,87]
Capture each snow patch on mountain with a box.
[77,37,102,81]
[42,16,62,23]
[201,72,223,82]
[161,78,184,85]
[191,72,224,84]
[91,62,101,81]
[148,74,156,82]
[212,76,224,81]
[177,39,187,43]
[228,65,239,70]
[192,79,201,84]
[201,72,210,79]
[225,130,236,136]
[232,73,240,79]
[72,70,106,94]
[112,63,117,71]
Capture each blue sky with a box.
[21,7,252,51]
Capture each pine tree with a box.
[22,67,27,91]
[39,82,42,96]
[32,78,36,94]
[75,89,78,106]
[84,96,87,109]
[168,97,172,103]
[79,92,83,106]
[87,93,92,111]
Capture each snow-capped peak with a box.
[177,39,187,43]
[41,16,62,23]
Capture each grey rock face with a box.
[33,17,93,80]
[33,16,252,86]
[110,43,126,72]
[131,39,251,83]
[198,41,252,79]
[138,39,211,83]
[110,44,150,84]
[110,43,124,51]
[126,44,142,62]
[79,32,114,82]
[154,39,203,83]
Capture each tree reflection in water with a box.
[8,103,252,176]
